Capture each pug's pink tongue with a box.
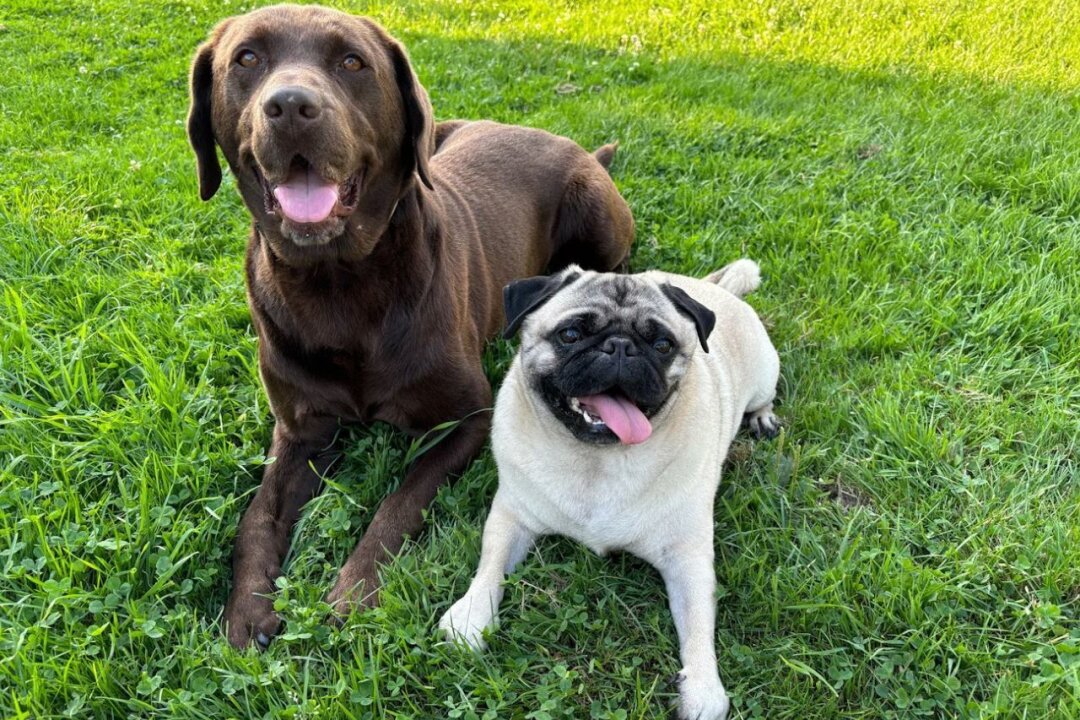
[273,168,339,224]
[579,394,652,445]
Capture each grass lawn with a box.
[2,0,1079,717]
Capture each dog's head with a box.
[503,268,715,446]
[187,5,434,261]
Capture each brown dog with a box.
[186,4,634,649]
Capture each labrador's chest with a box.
[252,292,456,428]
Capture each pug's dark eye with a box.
[341,54,363,72]
[236,50,260,68]
[557,327,582,344]
[653,338,673,354]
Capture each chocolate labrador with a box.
[186,4,634,649]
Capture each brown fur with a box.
[186,3,634,649]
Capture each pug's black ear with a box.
[503,271,581,339]
[187,41,221,201]
[661,284,716,352]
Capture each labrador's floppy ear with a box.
[386,38,435,190]
[187,41,221,201]
[661,283,716,352]
[503,270,582,339]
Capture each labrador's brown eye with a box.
[237,50,260,68]
[342,54,363,72]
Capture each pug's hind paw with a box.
[746,406,780,440]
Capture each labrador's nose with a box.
[262,85,322,124]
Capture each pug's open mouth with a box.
[568,393,653,445]
[254,156,362,231]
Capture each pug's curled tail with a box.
[705,259,761,298]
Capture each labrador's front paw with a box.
[224,584,282,650]
[325,568,380,624]
[438,592,496,651]
[675,668,730,720]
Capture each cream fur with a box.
[439,259,780,720]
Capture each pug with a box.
[438,259,781,720]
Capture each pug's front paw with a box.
[675,668,730,720]
[438,593,495,651]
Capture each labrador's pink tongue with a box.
[273,167,339,224]
[579,393,653,445]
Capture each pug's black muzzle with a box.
[553,333,670,408]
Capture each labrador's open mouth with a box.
[254,157,362,226]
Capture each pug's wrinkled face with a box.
[505,268,714,446]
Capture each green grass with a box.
[2,0,1079,717]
